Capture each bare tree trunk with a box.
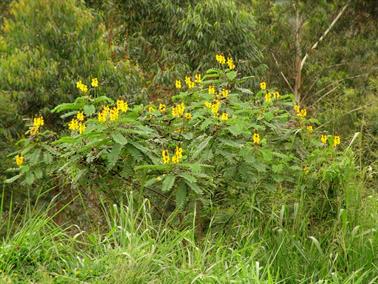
[294,7,302,103]
[294,1,350,103]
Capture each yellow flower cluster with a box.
[211,100,221,117]
[321,134,328,145]
[172,146,183,164]
[184,112,192,120]
[265,92,271,103]
[68,111,86,134]
[76,80,88,93]
[91,78,99,88]
[77,111,85,122]
[333,135,341,147]
[264,91,280,103]
[162,149,170,164]
[175,80,182,89]
[159,103,166,113]
[227,57,235,70]
[306,125,313,133]
[321,134,341,147]
[176,73,202,90]
[185,76,195,89]
[221,88,229,98]
[15,154,24,167]
[220,112,229,121]
[98,99,128,123]
[204,100,221,117]
[252,132,261,145]
[294,105,307,118]
[208,85,216,95]
[260,82,266,90]
[117,99,128,113]
[216,54,235,69]
[172,102,185,117]
[216,54,226,65]
[162,146,183,164]
[30,115,44,136]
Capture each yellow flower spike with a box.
[333,135,341,147]
[109,107,119,121]
[216,54,226,64]
[227,57,235,70]
[184,112,192,120]
[185,76,194,88]
[185,76,190,85]
[98,111,106,123]
[211,100,221,117]
[252,132,261,145]
[300,108,307,118]
[221,88,229,98]
[76,111,85,122]
[321,134,328,145]
[29,126,39,136]
[195,74,201,83]
[175,80,182,89]
[78,123,86,134]
[294,104,300,113]
[162,149,170,164]
[220,112,229,121]
[171,154,179,164]
[264,92,272,103]
[39,116,45,126]
[15,154,24,167]
[306,125,313,133]
[68,119,79,131]
[116,99,128,113]
[175,146,183,160]
[102,106,110,115]
[172,102,185,117]
[159,103,166,113]
[33,116,44,128]
[179,103,185,116]
[208,85,216,95]
[77,82,88,94]
[273,91,280,99]
[204,101,212,109]
[76,80,83,89]
[260,82,266,90]
[91,78,99,88]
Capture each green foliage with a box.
[0,0,144,122]
[0,192,377,283]
[89,0,264,93]
[1,1,377,282]
[250,0,378,185]
[6,60,350,226]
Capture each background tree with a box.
[86,0,265,97]
[250,0,377,182]
[0,0,144,125]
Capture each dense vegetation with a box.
[0,0,377,283]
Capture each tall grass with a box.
[0,190,377,283]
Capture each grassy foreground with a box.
[0,191,377,284]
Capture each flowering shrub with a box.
[6,55,346,216]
